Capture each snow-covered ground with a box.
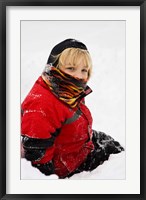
[21,20,126,180]
[21,152,125,180]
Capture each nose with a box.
[74,72,83,80]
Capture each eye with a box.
[66,67,75,71]
[82,69,88,73]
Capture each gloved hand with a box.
[32,160,55,176]
[22,136,54,161]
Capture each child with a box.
[21,39,124,179]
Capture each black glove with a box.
[32,161,55,176]
[22,136,55,161]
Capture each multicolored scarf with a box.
[42,65,92,108]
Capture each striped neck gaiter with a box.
[42,65,92,108]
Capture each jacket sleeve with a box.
[21,100,66,139]
[21,93,67,164]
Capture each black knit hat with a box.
[47,39,88,67]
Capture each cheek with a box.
[83,73,88,80]
[59,66,65,71]
[63,69,74,76]
[59,66,72,74]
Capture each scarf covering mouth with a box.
[42,65,92,108]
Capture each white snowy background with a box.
[21,20,125,180]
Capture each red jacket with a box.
[21,76,94,177]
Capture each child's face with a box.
[59,60,90,81]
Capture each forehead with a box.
[65,52,89,67]
[58,48,92,71]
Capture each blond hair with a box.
[54,48,92,79]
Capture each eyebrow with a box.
[65,63,89,69]
[83,65,89,69]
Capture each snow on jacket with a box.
[21,76,94,178]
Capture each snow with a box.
[21,20,126,180]
[21,152,125,180]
